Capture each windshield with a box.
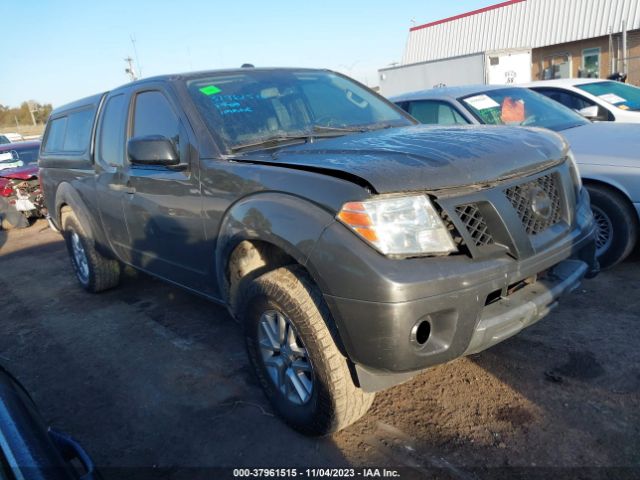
[460,87,588,131]
[577,81,640,111]
[186,70,412,151]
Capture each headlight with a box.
[566,151,582,196]
[337,195,457,256]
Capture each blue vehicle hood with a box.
[236,125,567,193]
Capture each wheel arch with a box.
[54,182,115,259]
[215,192,354,365]
[214,192,336,304]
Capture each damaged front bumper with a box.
[309,181,598,392]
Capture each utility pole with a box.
[622,20,628,75]
[609,26,615,75]
[27,101,38,126]
[125,56,138,81]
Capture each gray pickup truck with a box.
[40,68,598,435]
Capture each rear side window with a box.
[534,88,595,111]
[43,108,94,154]
[133,91,179,140]
[97,94,126,167]
[43,117,67,152]
[407,100,469,125]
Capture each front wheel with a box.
[241,266,374,436]
[587,185,638,269]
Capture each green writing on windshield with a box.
[199,85,221,96]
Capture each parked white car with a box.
[0,133,24,144]
[392,85,640,268]
[527,79,640,123]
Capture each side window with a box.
[97,94,126,167]
[407,100,469,125]
[536,88,595,111]
[43,117,67,153]
[133,91,179,141]
[63,109,95,152]
[43,108,94,154]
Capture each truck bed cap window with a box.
[43,107,95,154]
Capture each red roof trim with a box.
[410,0,526,32]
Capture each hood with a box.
[0,164,38,180]
[235,125,567,193]
[560,122,640,168]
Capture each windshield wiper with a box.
[230,123,401,153]
[310,125,368,133]
[230,134,313,153]
[230,128,364,153]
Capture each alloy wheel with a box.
[70,231,90,283]
[257,310,314,405]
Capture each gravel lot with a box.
[1,220,638,479]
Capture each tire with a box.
[62,210,121,292]
[241,265,374,436]
[587,184,638,269]
[0,198,29,230]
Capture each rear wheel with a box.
[587,184,638,269]
[62,210,121,292]
[241,265,374,436]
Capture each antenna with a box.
[125,56,138,81]
[130,34,142,76]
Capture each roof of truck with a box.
[51,92,105,117]
[137,67,330,83]
[51,67,333,115]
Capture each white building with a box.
[379,0,640,96]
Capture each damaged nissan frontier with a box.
[39,68,598,435]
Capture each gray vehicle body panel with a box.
[235,124,567,194]
[40,70,597,392]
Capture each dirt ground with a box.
[0,220,638,479]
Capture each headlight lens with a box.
[337,195,457,256]
[567,151,582,195]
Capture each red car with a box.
[0,141,44,229]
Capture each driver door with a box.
[121,86,209,291]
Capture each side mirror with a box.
[128,135,179,166]
[577,105,603,121]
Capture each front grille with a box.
[455,204,494,247]
[505,174,562,235]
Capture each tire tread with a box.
[243,265,374,435]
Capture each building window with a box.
[582,48,600,78]
[542,53,571,79]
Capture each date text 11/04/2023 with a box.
[233,468,401,478]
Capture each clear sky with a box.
[3,0,497,108]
